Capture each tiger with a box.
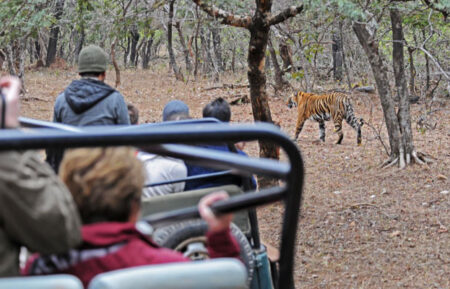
[287,91,364,145]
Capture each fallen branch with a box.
[202,83,249,91]
[229,94,249,105]
[21,96,49,102]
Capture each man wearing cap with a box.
[162,100,190,121]
[46,45,130,172]
[137,100,189,198]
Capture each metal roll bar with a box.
[3,121,303,289]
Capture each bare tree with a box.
[168,0,184,81]
[352,8,431,168]
[46,0,65,67]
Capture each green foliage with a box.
[0,0,54,43]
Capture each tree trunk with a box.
[422,29,430,93]
[231,44,236,73]
[353,23,401,153]
[206,29,220,80]
[407,47,416,96]
[45,0,65,67]
[167,0,184,81]
[111,39,120,88]
[199,27,213,74]
[211,26,224,72]
[142,35,154,69]
[175,21,192,73]
[248,16,278,161]
[74,26,85,61]
[279,39,293,72]
[129,28,140,67]
[193,8,201,77]
[6,44,17,76]
[123,37,130,67]
[18,39,26,91]
[353,20,416,168]
[340,22,352,89]
[34,40,41,62]
[134,39,145,68]
[268,37,289,92]
[390,8,414,160]
[332,31,343,81]
[0,49,5,70]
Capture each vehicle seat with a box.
[0,274,82,289]
[88,258,247,289]
[140,185,250,234]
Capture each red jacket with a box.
[23,222,240,287]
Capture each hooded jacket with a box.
[53,78,130,126]
[46,78,130,172]
[24,222,240,287]
[0,151,81,277]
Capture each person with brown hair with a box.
[24,147,240,287]
[127,102,139,125]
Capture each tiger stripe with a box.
[287,91,364,145]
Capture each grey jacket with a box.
[53,78,130,126]
[0,151,82,276]
[46,78,130,173]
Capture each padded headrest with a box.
[88,258,247,289]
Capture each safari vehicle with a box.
[0,118,304,289]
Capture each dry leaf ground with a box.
[22,68,449,288]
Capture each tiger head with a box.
[286,94,298,109]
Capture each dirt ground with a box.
[21,69,448,288]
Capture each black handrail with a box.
[0,122,303,289]
[144,170,232,187]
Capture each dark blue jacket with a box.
[184,144,257,191]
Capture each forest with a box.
[1,0,449,288]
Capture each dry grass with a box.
[23,68,449,288]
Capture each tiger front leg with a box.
[318,120,326,142]
[294,118,306,140]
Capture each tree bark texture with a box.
[279,39,293,72]
[123,37,130,67]
[175,22,192,73]
[422,30,430,92]
[194,15,200,77]
[353,23,402,157]
[407,47,416,96]
[268,37,289,92]
[340,23,352,89]
[353,20,421,168]
[332,32,343,81]
[46,0,65,67]
[129,28,140,67]
[211,26,224,72]
[34,41,41,62]
[168,0,184,81]
[111,39,120,88]
[390,8,414,156]
[6,44,17,76]
[247,9,278,161]
[142,35,154,69]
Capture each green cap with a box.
[78,45,108,73]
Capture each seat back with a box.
[140,185,250,234]
[88,258,247,289]
[0,274,83,289]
